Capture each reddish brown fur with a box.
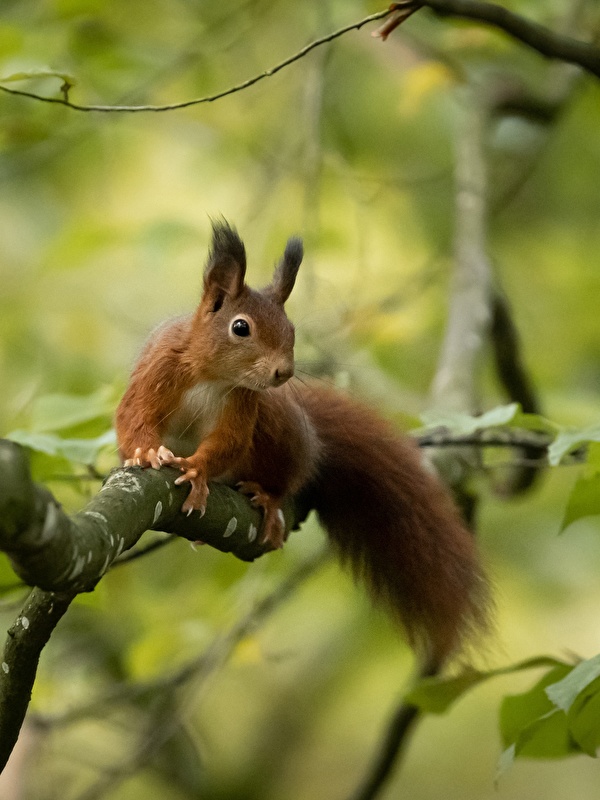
[295,385,489,660]
[116,222,489,661]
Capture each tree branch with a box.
[35,551,328,800]
[348,659,439,800]
[0,588,75,771]
[0,8,394,113]
[419,0,600,79]
[0,439,304,594]
[0,438,307,772]
[430,86,493,415]
[417,427,551,453]
[488,291,544,492]
[0,2,598,118]
[377,1,600,80]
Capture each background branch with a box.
[31,548,328,732]
[489,291,544,492]
[2,0,599,118]
[348,659,438,800]
[0,8,393,113]
[419,0,600,79]
[33,550,328,799]
[430,87,492,416]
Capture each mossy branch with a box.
[0,438,305,772]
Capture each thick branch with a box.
[0,439,303,594]
[0,588,75,770]
[378,1,600,78]
[0,438,305,772]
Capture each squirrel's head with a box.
[193,220,303,390]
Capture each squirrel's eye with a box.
[231,318,251,337]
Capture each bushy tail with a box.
[298,384,489,662]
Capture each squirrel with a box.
[115,221,489,663]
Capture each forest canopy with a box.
[1,1,600,799]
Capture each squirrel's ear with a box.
[203,221,247,307]
[267,237,303,305]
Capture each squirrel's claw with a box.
[175,467,209,516]
[237,481,286,549]
[124,447,150,467]
[156,445,175,465]
[123,447,208,515]
[124,445,175,469]
[180,476,209,516]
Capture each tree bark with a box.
[0,438,305,772]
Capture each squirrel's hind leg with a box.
[236,481,287,550]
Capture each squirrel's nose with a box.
[272,364,294,386]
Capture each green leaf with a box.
[0,68,76,86]
[548,423,600,466]
[567,683,600,756]
[561,473,600,531]
[506,408,558,435]
[6,429,116,465]
[512,709,577,759]
[496,743,516,780]
[546,654,600,712]
[560,442,600,531]
[407,656,566,715]
[406,669,486,713]
[500,663,582,764]
[499,663,572,748]
[420,403,519,436]
[29,387,115,433]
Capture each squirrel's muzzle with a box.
[270,363,294,387]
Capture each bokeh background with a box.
[1,1,600,798]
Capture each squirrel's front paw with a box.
[124,445,175,469]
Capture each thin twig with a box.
[349,658,439,800]
[64,551,329,800]
[417,429,551,451]
[32,549,329,730]
[0,9,394,113]
[1,1,598,117]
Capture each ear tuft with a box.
[203,219,247,302]
[268,236,303,305]
[209,219,246,269]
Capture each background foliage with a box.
[1,0,600,798]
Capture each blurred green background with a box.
[1,0,600,798]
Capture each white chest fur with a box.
[163,381,226,457]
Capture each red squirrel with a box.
[116,221,489,662]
